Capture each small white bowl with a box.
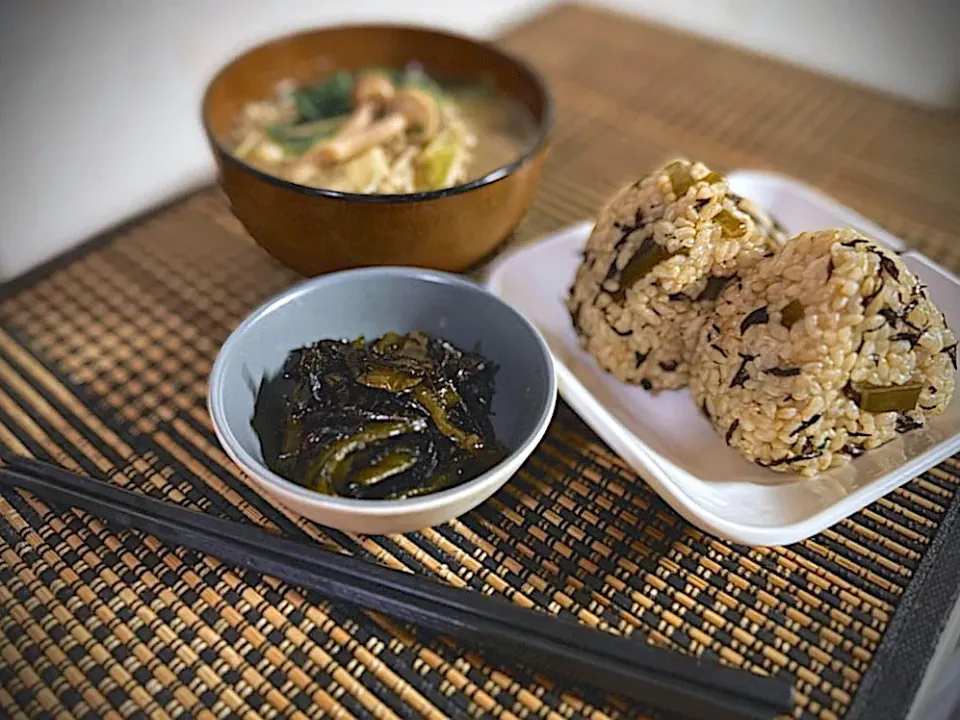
[207,267,557,535]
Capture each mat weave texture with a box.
[3,5,960,719]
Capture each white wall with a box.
[1,0,957,282]
[595,0,959,108]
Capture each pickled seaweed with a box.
[789,413,822,438]
[611,238,681,301]
[879,254,900,281]
[740,306,769,334]
[760,451,822,468]
[695,274,736,302]
[725,419,739,445]
[895,414,923,433]
[666,161,694,196]
[730,353,756,388]
[781,300,804,329]
[251,331,508,500]
[944,344,958,370]
[849,382,923,414]
[714,209,747,238]
[765,367,801,377]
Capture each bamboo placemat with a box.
[3,4,960,719]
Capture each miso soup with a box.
[226,64,540,195]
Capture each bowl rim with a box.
[200,22,554,204]
[207,266,558,518]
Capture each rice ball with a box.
[566,159,787,390]
[691,228,956,476]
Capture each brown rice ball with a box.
[565,159,787,390]
[690,228,956,476]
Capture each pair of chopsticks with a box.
[0,451,794,719]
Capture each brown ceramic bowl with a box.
[201,24,552,276]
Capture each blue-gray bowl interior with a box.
[210,267,556,507]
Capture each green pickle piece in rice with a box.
[565,158,787,391]
[690,228,956,477]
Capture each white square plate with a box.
[484,171,960,546]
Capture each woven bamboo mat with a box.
[3,4,960,719]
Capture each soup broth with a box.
[225,65,539,195]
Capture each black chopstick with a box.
[0,456,783,707]
[0,454,794,719]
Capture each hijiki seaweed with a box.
[251,331,508,500]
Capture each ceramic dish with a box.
[485,172,960,546]
[208,267,556,535]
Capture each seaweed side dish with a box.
[251,331,508,500]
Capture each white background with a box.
[1,0,958,282]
